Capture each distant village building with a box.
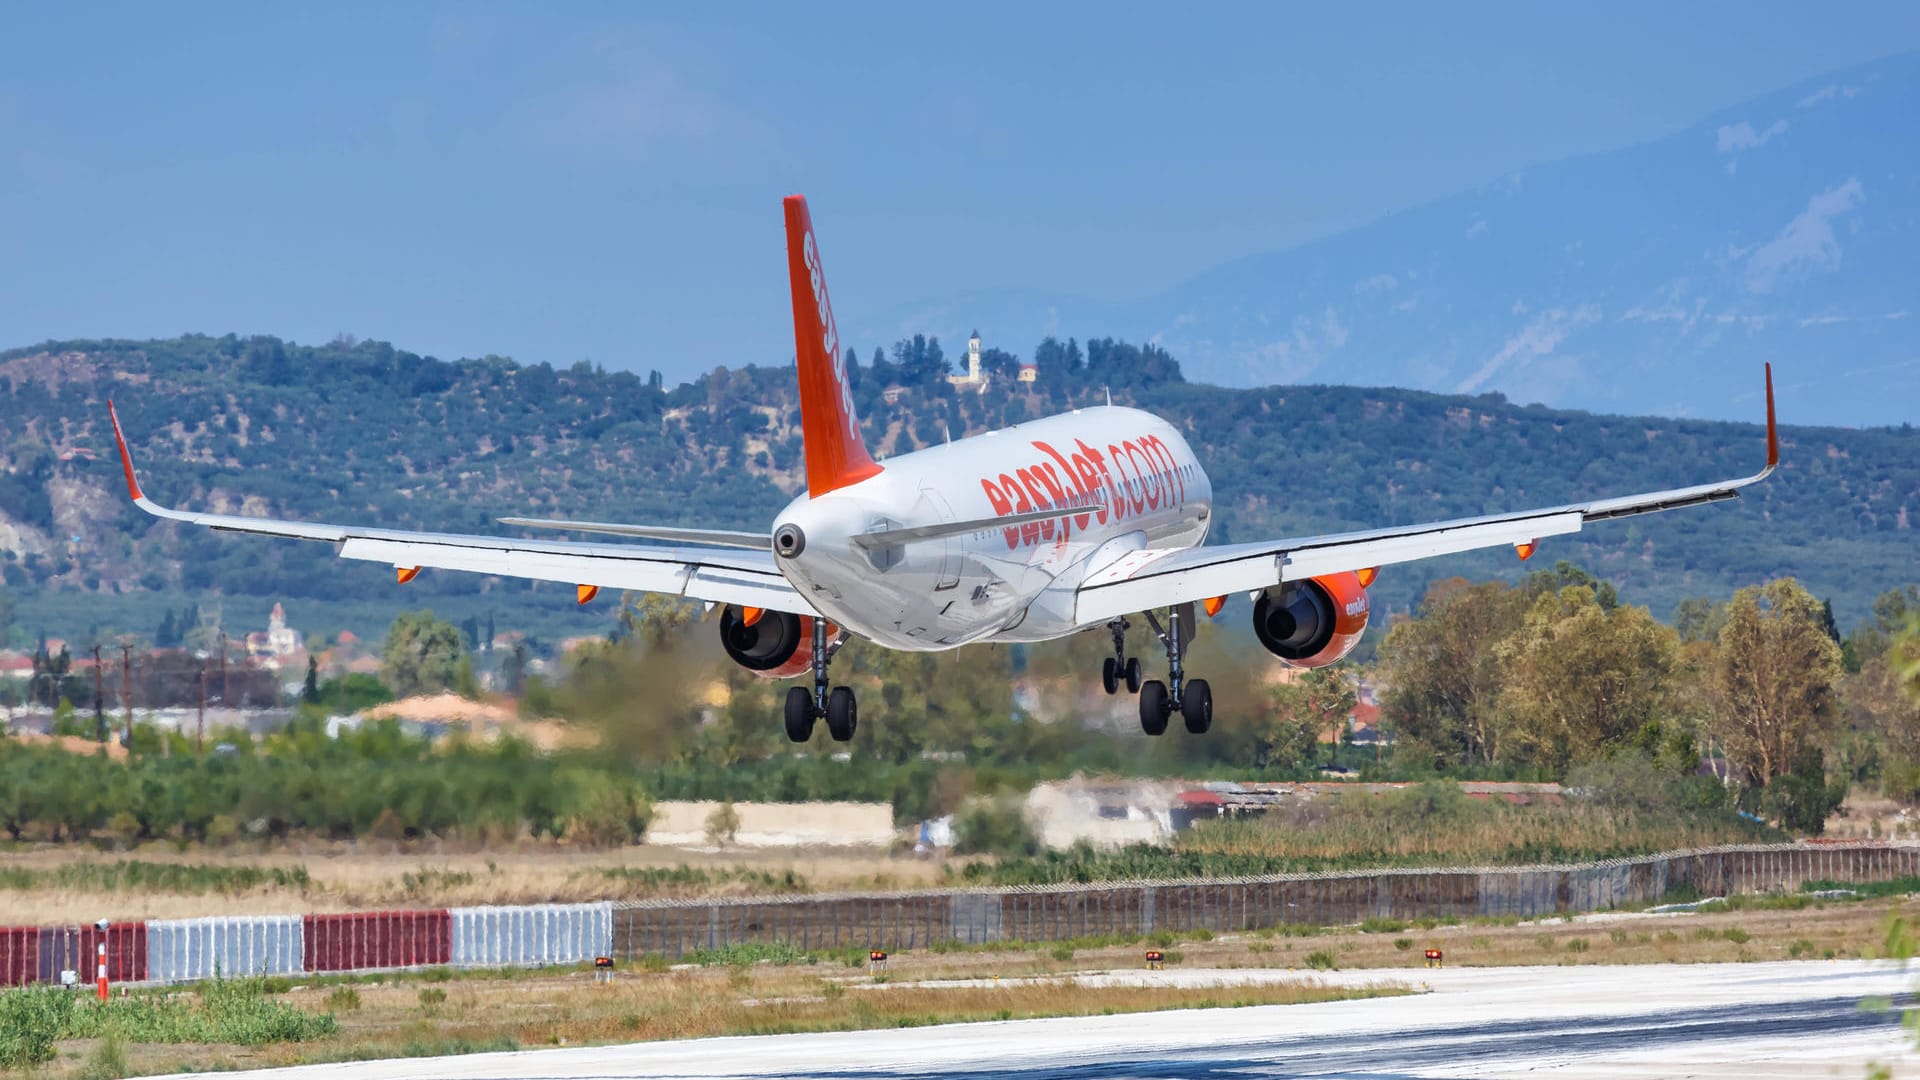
[244,603,301,659]
[1017,362,1038,383]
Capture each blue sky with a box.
[3,2,1918,383]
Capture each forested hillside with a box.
[0,332,1914,647]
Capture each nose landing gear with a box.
[785,617,856,743]
[1138,602,1213,736]
[1100,618,1143,695]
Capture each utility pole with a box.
[197,661,207,753]
[118,642,133,745]
[219,632,229,708]
[91,644,106,743]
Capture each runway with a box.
[188,960,1917,1079]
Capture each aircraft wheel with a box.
[826,686,858,742]
[1139,680,1170,736]
[784,686,816,743]
[1124,657,1143,694]
[1101,657,1119,695]
[1182,678,1213,734]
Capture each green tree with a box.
[379,610,468,697]
[301,656,320,704]
[1707,579,1844,792]
[1496,586,1680,773]
[1377,578,1527,767]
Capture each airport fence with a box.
[1,842,1913,988]
[607,842,1919,960]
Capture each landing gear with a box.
[1139,602,1212,736]
[826,686,858,742]
[1101,620,1144,695]
[784,686,816,742]
[785,618,855,743]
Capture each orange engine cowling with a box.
[1252,572,1369,669]
[718,605,826,679]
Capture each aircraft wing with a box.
[108,404,807,614]
[1074,365,1780,627]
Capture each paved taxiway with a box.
[188,960,1915,1079]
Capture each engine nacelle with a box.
[718,605,817,679]
[1252,572,1369,669]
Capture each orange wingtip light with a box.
[106,400,144,501]
[1355,567,1378,588]
[1202,595,1226,619]
[741,606,766,627]
[577,584,600,605]
[396,566,422,584]
[1515,541,1537,562]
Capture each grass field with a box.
[0,844,947,923]
[7,888,1913,1077]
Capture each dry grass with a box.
[22,893,1913,1077]
[0,843,951,923]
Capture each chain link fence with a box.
[611,842,1918,961]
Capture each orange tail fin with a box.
[784,195,882,497]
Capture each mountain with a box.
[866,55,1920,427]
[0,335,1913,651]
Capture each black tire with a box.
[784,686,816,743]
[1182,678,1213,734]
[1124,657,1143,694]
[1101,656,1119,695]
[826,685,858,742]
[1139,680,1170,736]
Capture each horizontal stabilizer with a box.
[498,517,769,549]
[852,503,1103,550]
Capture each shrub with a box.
[0,988,73,1068]
[1393,938,1413,951]
[326,987,361,1012]
[1304,949,1337,971]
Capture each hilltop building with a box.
[947,331,988,391]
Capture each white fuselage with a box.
[771,406,1211,650]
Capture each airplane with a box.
[107,195,1779,745]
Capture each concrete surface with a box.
[179,960,1918,1079]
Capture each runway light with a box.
[577,584,600,605]
[868,949,889,975]
[1425,948,1444,969]
[1202,596,1226,618]
[1356,567,1378,588]
[594,956,614,983]
[396,566,422,584]
[1145,949,1166,970]
[1515,541,1537,561]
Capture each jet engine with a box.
[718,605,819,679]
[1252,572,1369,669]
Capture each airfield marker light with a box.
[576,584,600,605]
[396,566,422,584]
[741,606,766,628]
[1355,567,1378,588]
[1202,596,1226,619]
[594,956,615,983]
[868,950,889,975]
[1514,541,1537,562]
[1425,948,1444,969]
[1145,949,1165,970]
[96,939,109,1001]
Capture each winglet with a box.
[107,400,144,502]
[1763,362,1778,473]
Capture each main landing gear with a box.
[784,619,856,743]
[1100,618,1143,696]
[1137,602,1212,737]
